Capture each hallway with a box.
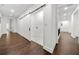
[0,4,58,55]
[0,32,79,55]
[53,32,79,55]
[0,32,50,55]
[0,4,79,55]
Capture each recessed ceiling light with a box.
[62,21,69,24]
[10,9,15,13]
[64,7,68,10]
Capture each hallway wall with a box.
[16,7,44,45]
[72,9,79,37]
[57,7,72,33]
[16,15,31,41]
[31,8,43,46]
[0,24,1,37]
[1,17,8,35]
[43,5,58,53]
[58,20,71,33]
[16,5,58,53]
[10,18,17,32]
[0,16,17,38]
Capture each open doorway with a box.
[57,4,77,41]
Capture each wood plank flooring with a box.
[52,32,79,55]
[0,32,79,55]
[0,32,50,55]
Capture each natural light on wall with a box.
[62,20,69,25]
[37,11,43,20]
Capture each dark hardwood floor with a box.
[0,32,79,55]
[0,32,50,55]
[52,32,79,55]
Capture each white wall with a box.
[6,18,11,32]
[43,5,57,53]
[16,5,58,53]
[0,14,2,38]
[0,17,10,38]
[16,7,44,46]
[70,6,79,38]
[16,15,31,41]
[72,10,79,37]
[1,17,8,35]
[10,18,17,32]
[0,24,1,37]
[58,20,71,33]
[31,9,43,46]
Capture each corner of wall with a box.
[43,46,54,53]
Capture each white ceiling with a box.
[57,4,78,21]
[0,4,78,20]
[0,4,41,18]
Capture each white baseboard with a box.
[57,34,60,44]
[78,38,79,44]
[16,32,31,41]
[0,33,7,38]
[31,39,43,46]
[71,33,76,38]
[43,46,53,53]
[0,34,2,38]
